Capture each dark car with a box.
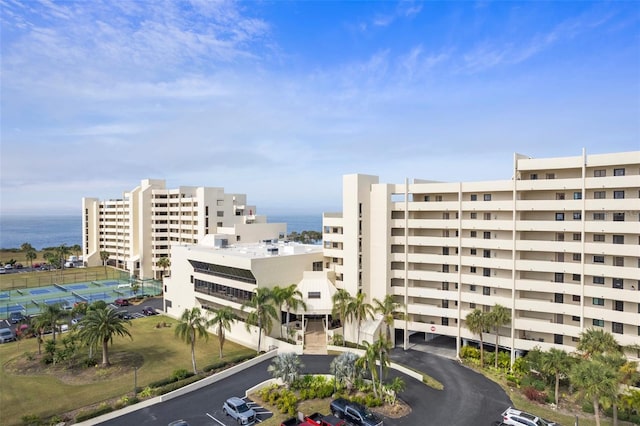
[142,306,157,316]
[9,312,26,324]
[114,298,130,307]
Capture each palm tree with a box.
[570,358,618,426]
[100,251,110,277]
[488,304,511,368]
[577,328,621,359]
[465,308,489,367]
[281,284,306,338]
[174,307,209,374]
[77,306,132,366]
[373,295,403,345]
[372,336,392,394]
[156,256,171,281]
[20,242,34,252]
[71,244,81,258]
[267,352,304,388]
[207,306,236,359]
[271,286,286,338]
[332,289,352,346]
[330,351,360,391]
[356,340,380,397]
[25,248,37,270]
[241,287,277,354]
[41,303,64,342]
[56,244,71,270]
[347,292,374,346]
[540,348,573,407]
[30,314,49,354]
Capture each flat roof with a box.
[178,239,323,260]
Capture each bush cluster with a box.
[292,375,334,400]
[258,385,299,416]
[75,403,114,422]
[523,386,547,404]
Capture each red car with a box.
[114,298,129,307]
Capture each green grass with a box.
[0,315,254,426]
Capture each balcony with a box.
[516,199,583,211]
[584,221,637,234]
[514,317,581,336]
[515,220,582,233]
[516,259,581,275]
[461,200,514,211]
[516,240,582,253]
[407,201,459,211]
[516,177,583,191]
[585,175,639,189]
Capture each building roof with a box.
[295,271,338,315]
[189,235,323,260]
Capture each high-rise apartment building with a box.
[82,179,285,280]
[323,150,640,360]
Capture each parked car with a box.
[4,264,13,270]
[501,407,559,426]
[223,396,257,425]
[0,267,5,274]
[142,306,157,316]
[330,398,383,426]
[0,328,16,343]
[168,421,190,426]
[114,298,130,307]
[281,412,346,426]
[9,311,26,324]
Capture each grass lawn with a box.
[0,315,254,426]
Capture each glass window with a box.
[612,278,623,289]
[573,233,581,241]
[593,276,605,284]
[614,300,624,311]
[614,257,624,267]
[470,285,476,292]
[530,174,537,180]
[555,273,564,283]
[593,319,604,327]
[613,235,624,244]
[614,168,625,176]
[546,173,555,179]
[592,298,604,306]
[612,322,623,334]
[554,293,564,303]
[470,248,477,255]
[483,286,490,296]
[470,231,477,238]
[613,212,625,221]
[594,169,606,177]
[573,253,581,261]
[593,256,605,264]
[593,234,605,242]
[484,194,492,201]
[470,212,477,219]
[614,191,625,199]
[470,194,477,201]
[573,212,581,220]
[572,295,581,302]
[594,191,606,199]
[572,316,580,322]
[483,268,491,277]
[572,274,580,282]
[593,213,605,221]
[555,213,565,221]
[483,231,491,239]
[573,191,582,200]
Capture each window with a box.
[546,173,555,179]
[470,212,477,219]
[443,212,450,219]
[573,253,581,261]
[614,300,624,311]
[556,233,564,241]
[469,302,476,308]
[442,282,449,290]
[613,235,624,244]
[556,193,566,200]
[442,247,450,255]
[573,212,582,220]
[470,231,477,238]
[594,191,606,199]
[593,319,604,327]
[572,274,581,282]
[424,195,430,202]
[572,295,581,302]
[442,318,449,326]
[554,334,564,345]
[470,285,477,292]
[483,231,491,239]
[614,190,625,199]
[572,316,580,322]
[555,213,565,221]
[573,233,581,241]
[613,212,625,221]
[614,168,625,176]
[612,322,623,334]
[470,266,477,273]
[594,169,606,177]
[593,234,605,242]
[614,257,624,267]
[308,292,321,299]
[216,211,224,217]
[442,265,449,273]
[436,195,443,202]
[483,286,490,296]
[592,298,604,306]
[593,212,605,220]
[555,273,564,283]
[593,256,604,264]
[573,191,582,200]
[483,250,491,258]
[530,173,538,180]
[470,248,477,255]
[484,194,492,201]
[484,213,491,220]
[593,276,605,285]
[470,194,477,201]
[554,293,564,303]
[483,268,491,277]
[613,278,623,289]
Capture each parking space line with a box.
[206,412,225,425]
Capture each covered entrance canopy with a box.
[294,271,337,315]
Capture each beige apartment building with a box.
[323,150,640,361]
[82,179,285,280]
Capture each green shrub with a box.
[75,404,114,422]
[138,387,153,398]
[581,401,594,414]
[154,374,203,395]
[459,345,480,360]
[21,414,42,426]
[364,394,382,407]
[171,368,192,381]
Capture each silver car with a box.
[0,328,16,343]
[223,397,256,425]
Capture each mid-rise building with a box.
[323,150,640,361]
[82,179,285,280]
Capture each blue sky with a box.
[1,1,639,216]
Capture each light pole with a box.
[133,366,138,396]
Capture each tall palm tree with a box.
[207,306,236,359]
[30,314,49,354]
[540,348,573,407]
[488,304,511,368]
[570,358,618,426]
[347,292,374,346]
[71,244,81,258]
[465,308,489,367]
[174,307,209,374]
[25,248,37,270]
[41,303,64,342]
[271,286,286,338]
[373,295,403,345]
[77,306,132,366]
[577,328,621,359]
[372,336,392,394]
[281,284,306,338]
[332,289,352,346]
[242,287,277,354]
[356,340,380,397]
[156,256,171,281]
[100,251,110,277]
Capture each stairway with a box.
[304,319,327,355]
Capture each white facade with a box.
[82,179,285,280]
[323,150,640,360]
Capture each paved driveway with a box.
[96,351,511,426]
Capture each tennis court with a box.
[0,278,163,319]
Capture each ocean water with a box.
[0,214,323,250]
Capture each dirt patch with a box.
[4,351,143,385]
[370,399,411,418]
